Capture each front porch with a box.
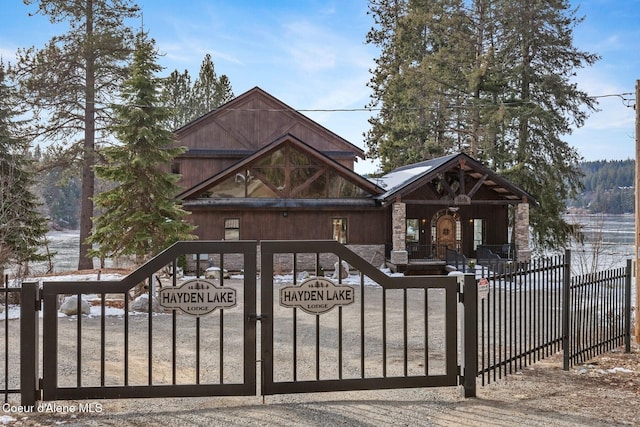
[385,243,516,275]
[376,153,536,275]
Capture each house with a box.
[174,87,536,273]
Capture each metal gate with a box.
[38,241,257,402]
[259,240,476,396]
[14,240,476,407]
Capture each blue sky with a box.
[0,0,638,174]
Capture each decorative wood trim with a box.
[438,175,456,199]
[290,166,328,198]
[468,174,488,198]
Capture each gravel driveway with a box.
[7,350,640,427]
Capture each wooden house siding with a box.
[174,158,240,189]
[187,208,386,244]
[174,87,364,191]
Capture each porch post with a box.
[514,202,531,262]
[390,202,408,265]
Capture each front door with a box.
[435,212,458,258]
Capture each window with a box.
[224,218,240,240]
[473,219,483,250]
[204,144,371,199]
[332,218,347,244]
[171,161,181,175]
[406,219,419,242]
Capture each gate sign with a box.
[159,279,236,316]
[478,277,490,299]
[280,277,355,315]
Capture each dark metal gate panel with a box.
[260,240,460,396]
[41,241,257,401]
[1,277,25,402]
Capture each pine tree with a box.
[0,62,49,272]
[161,69,193,130]
[216,74,235,106]
[365,0,599,250]
[366,0,488,169]
[494,0,598,249]
[162,55,234,129]
[11,0,139,269]
[88,31,196,264]
[191,54,235,119]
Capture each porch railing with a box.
[477,244,515,261]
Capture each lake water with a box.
[563,213,635,270]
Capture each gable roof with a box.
[174,86,365,160]
[178,133,383,201]
[372,153,537,206]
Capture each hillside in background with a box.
[567,159,634,214]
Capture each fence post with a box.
[625,259,632,353]
[20,282,40,407]
[562,250,571,371]
[462,273,477,398]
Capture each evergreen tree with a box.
[216,75,235,106]
[366,0,599,250]
[88,31,196,264]
[496,0,598,249]
[161,69,193,130]
[11,0,139,269]
[161,55,234,129]
[0,62,49,271]
[191,53,235,119]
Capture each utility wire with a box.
[145,93,637,112]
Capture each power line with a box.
[590,92,635,108]
[142,92,638,113]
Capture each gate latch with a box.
[249,313,266,322]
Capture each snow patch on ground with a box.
[0,415,16,425]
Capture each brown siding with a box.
[173,89,362,193]
[188,208,386,244]
[463,205,509,256]
[175,158,241,190]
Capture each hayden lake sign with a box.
[279,277,355,315]
[159,279,236,316]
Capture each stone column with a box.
[390,202,408,265]
[515,202,531,262]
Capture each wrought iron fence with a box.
[563,259,632,369]
[477,250,632,385]
[477,254,566,385]
[259,240,472,396]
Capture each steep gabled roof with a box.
[174,86,365,159]
[178,133,383,201]
[372,153,537,206]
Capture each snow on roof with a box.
[372,165,433,193]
